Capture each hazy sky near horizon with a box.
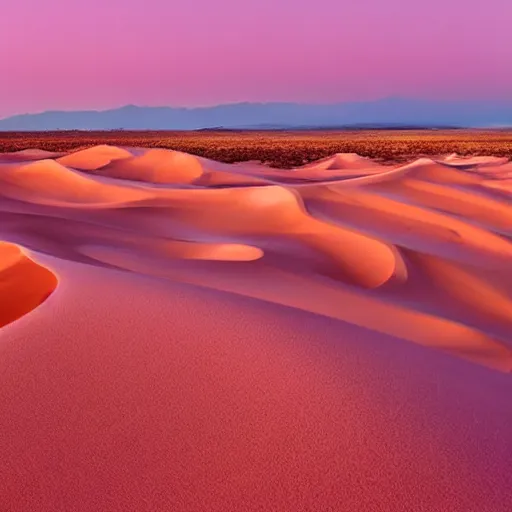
[1,0,511,117]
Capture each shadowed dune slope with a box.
[1,146,511,511]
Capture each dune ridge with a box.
[1,145,511,511]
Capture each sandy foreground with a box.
[0,145,511,511]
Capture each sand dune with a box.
[97,148,204,184]
[0,159,151,206]
[0,148,66,162]
[56,144,133,170]
[1,145,511,511]
[301,152,384,171]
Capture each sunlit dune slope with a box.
[0,242,57,328]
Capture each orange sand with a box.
[0,242,57,328]
[0,146,511,511]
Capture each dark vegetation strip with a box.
[1,130,511,168]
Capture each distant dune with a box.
[1,146,511,511]
[1,97,512,130]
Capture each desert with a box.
[0,141,511,511]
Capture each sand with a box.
[0,146,511,511]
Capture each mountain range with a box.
[1,98,511,131]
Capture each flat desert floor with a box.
[0,142,511,511]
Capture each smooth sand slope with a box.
[0,146,511,511]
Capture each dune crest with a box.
[1,148,512,511]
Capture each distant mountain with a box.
[214,123,466,131]
[1,98,511,131]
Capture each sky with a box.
[1,0,511,117]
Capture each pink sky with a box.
[1,0,511,117]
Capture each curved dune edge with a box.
[0,242,58,329]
